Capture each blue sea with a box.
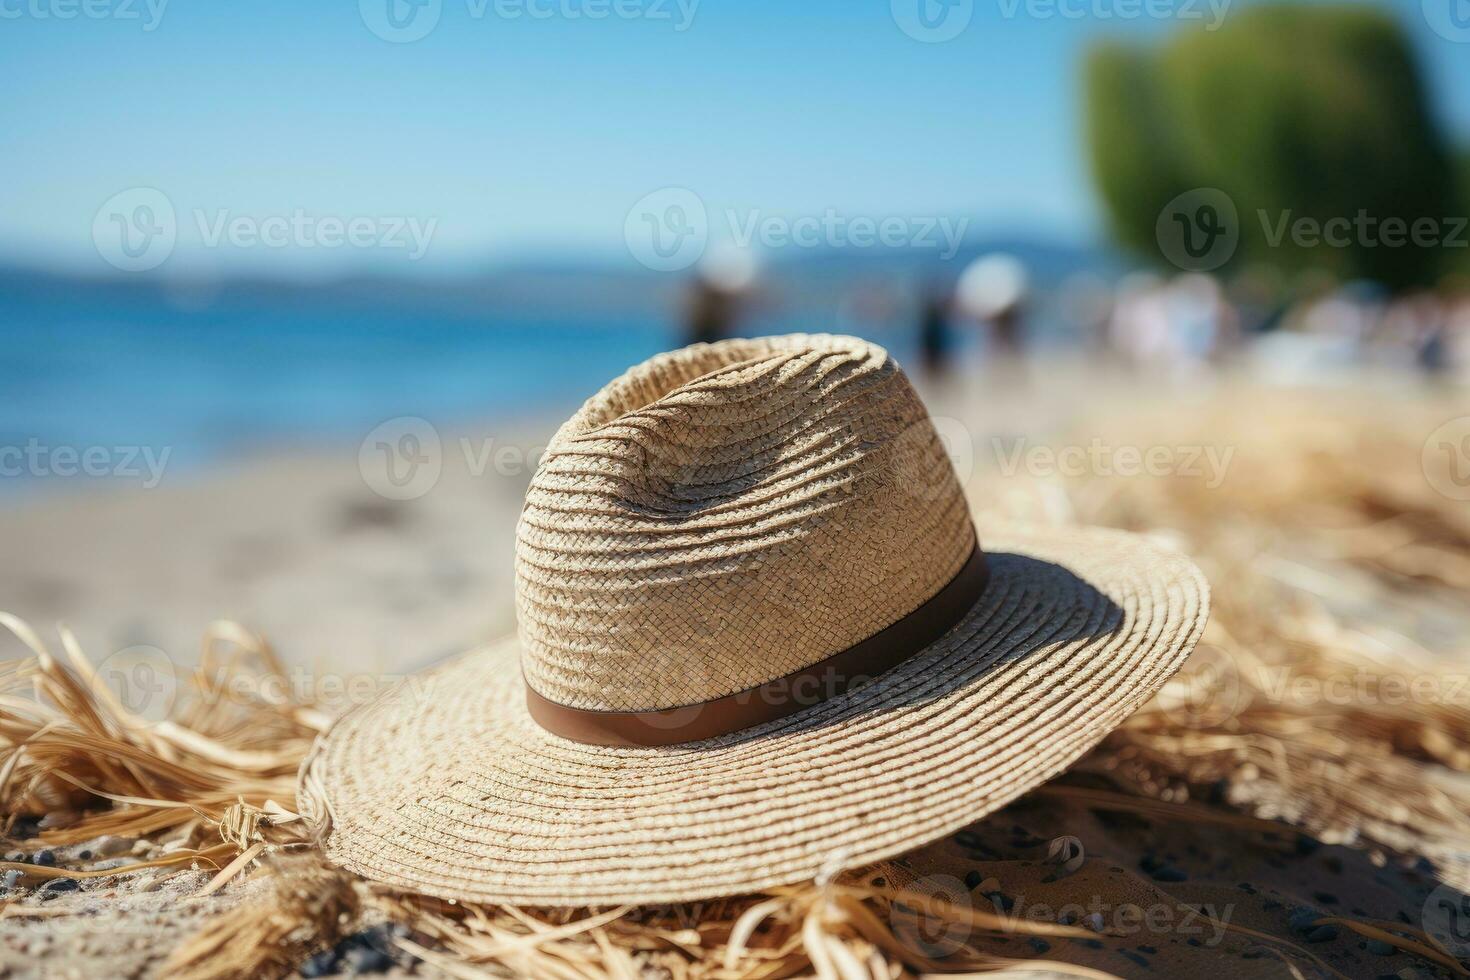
[0,271,942,479]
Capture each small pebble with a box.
[1028,938,1050,954]
[298,949,338,978]
[43,878,79,893]
[343,946,393,974]
[963,870,982,890]
[1149,865,1188,883]
[1289,909,1321,933]
[1305,925,1339,943]
[2,870,22,889]
[32,850,56,867]
[93,836,132,858]
[1083,912,1106,932]
[984,891,1014,912]
[4,851,23,863]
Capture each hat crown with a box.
[515,334,975,713]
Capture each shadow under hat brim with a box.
[300,522,1208,907]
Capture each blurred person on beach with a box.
[956,254,1029,359]
[681,246,759,347]
[916,280,958,381]
[1107,273,1236,378]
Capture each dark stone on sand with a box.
[298,949,338,977]
[1028,938,1050,954]
[32,850,56,867]
[964,870,982,889]
[77,849,92,860]
[1289,909,1322,933]
[985,891,1014,912]
[1365,939,1396,956]
[39,878,79,899]
[343,946,393,973]
[1294,834,1321,855]
[1149,865,1188,882]
[1305,925,1339,943]
[1187,938,1202,947]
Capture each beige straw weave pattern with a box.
[302,335,1210,907]
[517,334,974,712]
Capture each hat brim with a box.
[301,522,1208,907]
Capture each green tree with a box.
[1084,5,1459,290]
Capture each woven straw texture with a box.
[303,335,1209,907]
[517,334,974,711]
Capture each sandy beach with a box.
[3,364,1469,978]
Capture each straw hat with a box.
[301,334,1208,907]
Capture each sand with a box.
[3,361,1468,977]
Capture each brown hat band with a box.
[524,542,990,747]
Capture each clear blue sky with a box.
[3,0,1468,276]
